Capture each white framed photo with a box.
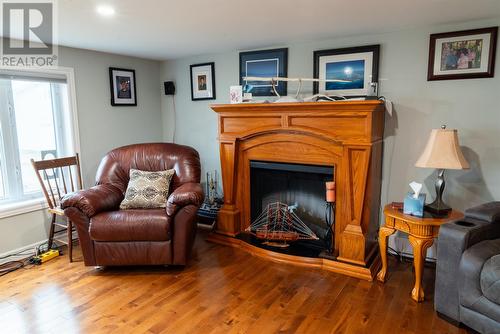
[428,27,497,80]
[190,62,215,101]
[313,45,379,97]
[109,67,137,106]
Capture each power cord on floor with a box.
[0,241,62,276]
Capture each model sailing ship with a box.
[245,202,318,247]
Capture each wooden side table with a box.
[377,204,463,302]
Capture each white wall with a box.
[160,17,500,257]
[0,46,162,254]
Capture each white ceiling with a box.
[39,0,500,60]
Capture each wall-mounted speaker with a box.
[164,81,175,95]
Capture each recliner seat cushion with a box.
[90,209,171,242]
[481,254,500,304]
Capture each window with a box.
[0,69,77,209]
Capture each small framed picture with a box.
[428,27,498,81]
[313,45,379,97]
[190,62,216,101]
[239,48,288,97]
[109,67,137,106]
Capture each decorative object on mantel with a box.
[229,85,243,104]
[415,125,470,216]
[109,67,137,106]
[242,76,352,102]
[190,62,216,101]
[427,27,497,81]
[313,44,380,97]
[208,100,385,281]
[239,48,288,97]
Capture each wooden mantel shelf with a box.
[210,100,385,281]
[211,100,383,110]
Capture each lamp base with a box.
[424,201,452,217]
[425,169,452,217]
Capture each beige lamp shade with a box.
[415,127,470,170]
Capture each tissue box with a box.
[403,192,426,217]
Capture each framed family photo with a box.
[239,48,288,97]
[428,27,498,81]
[109,67,137,106]
[190,62,216,101]
[313,45,379,97]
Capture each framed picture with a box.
[109,67,137,106]
[239,48,288,97]
[313,45,379,97]
[190,62,216,101]
[428,27,498,81]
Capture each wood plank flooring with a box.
[0,230,471,334]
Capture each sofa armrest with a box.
[465,201,500,223]
[166,183,204,217]
[435,217,500,321]
[61,183,124,218]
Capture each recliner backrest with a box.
[94,143,201,193]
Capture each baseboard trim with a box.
[0,239,47,265]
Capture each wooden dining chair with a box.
[31,154,83,262]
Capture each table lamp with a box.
[415,125,469,216]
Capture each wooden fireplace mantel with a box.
[210,100,385,280]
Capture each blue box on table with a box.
[403,192,426,217]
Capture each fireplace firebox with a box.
[248,160,333,256]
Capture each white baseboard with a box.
[0,239,47,265]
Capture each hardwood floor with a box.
[0,230,471,334]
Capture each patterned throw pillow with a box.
[119,169,175,209]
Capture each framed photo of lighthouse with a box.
[313,45,379,97]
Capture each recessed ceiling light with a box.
[96,5,115,17]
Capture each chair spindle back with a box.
[31,154,83,210]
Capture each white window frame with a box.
[0,66,81,219]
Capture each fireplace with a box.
[210,101,385,281]
[248,160,333,255]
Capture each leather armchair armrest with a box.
[61,183,124,218]
[166,183,204,217]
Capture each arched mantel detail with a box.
[211,101,385,278]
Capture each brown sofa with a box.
[61,143,204,266]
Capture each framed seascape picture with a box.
[313,45,379,97]
[428,27,498,81]
[239,48,288,97]
[190,62,216,101]
[109,67,137,106]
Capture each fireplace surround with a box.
[209,101,385,280]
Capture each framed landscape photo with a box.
[428,27,498,81]
[313,45,379,97]
[239,48,288,97]
[109,67,137,106]
[190,62,216,101]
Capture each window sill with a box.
[0,198,48,219]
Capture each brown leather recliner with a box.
[61,143,204,266]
